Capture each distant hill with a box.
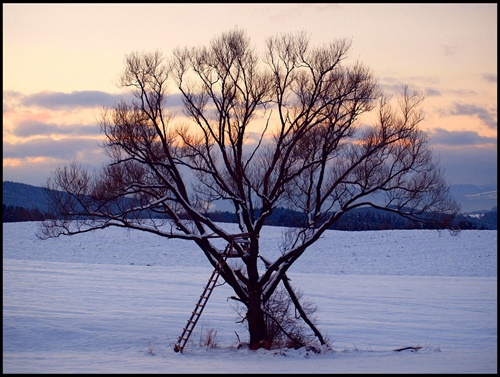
[2,181,497,229]
[3,181,53,214]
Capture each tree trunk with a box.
[247,290,269,350]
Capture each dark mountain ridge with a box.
[3,181,53,214]
[2,181,497,229]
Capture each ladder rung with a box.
[174,256,226,353]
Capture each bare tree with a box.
[40,29,460,350]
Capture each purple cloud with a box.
[444,103,497,129]
[3,138,102,160]
[429,128,497,147]
[21,91,125,109]
[18,90,185,111]
[13,120,100,138]
[482,73,497,83]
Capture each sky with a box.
[3,222,497,373]
[3,3,497,188]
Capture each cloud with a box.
[20,91,127,109]
[9,90,186,112]
[443,102,497,129]
[436,147,497,186]
[427,127,497,185]
[13,120,100,138]
[378,80,442,99]
[441,43,457,57]
[3,90,23,99]
[3,134,108,187]
[421,87,441,97]
[428,128,497,147]
[3,91,25,113]
[264,3,340,22]
[482,73,497,83]
[3,137,102,160]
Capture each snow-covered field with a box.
[3,221,497,373]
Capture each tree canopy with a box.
[40,29,460,350]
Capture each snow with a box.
[3,221,497,373]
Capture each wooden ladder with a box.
[173,243,232,353]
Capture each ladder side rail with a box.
[174,243,232,352]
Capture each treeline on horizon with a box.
[3,203,497,231]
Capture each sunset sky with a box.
[3,3,497,188]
